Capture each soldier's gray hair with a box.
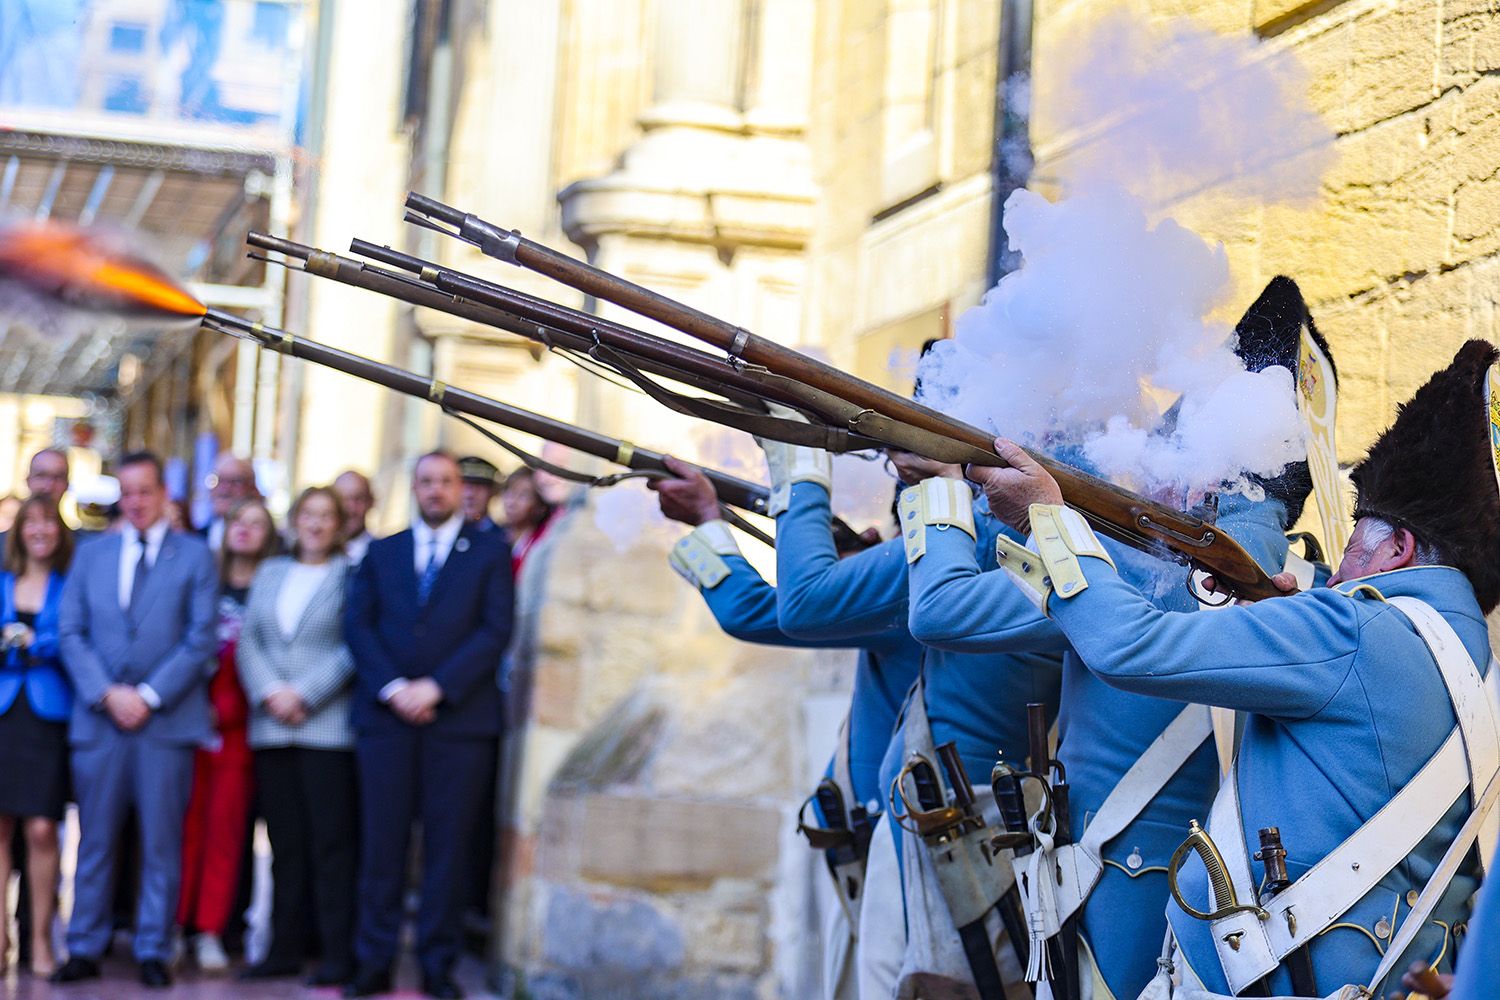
[1359,516,1445,566]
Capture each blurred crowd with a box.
[0,446,561,999]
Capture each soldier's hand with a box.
[1200,569,1302,604]
[967,438,1063,534]
[1393,960,1451,999]
[886,449,962,485]
[648,457,722,526]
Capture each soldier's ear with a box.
[1383,526,1420,572]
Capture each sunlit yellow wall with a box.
[1029,0,1500,464]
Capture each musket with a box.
[404,192,1284,601]
[198,309,776,536]
[249,233,891,460]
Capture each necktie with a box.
[128,539,151,617]
[418,539,440,605]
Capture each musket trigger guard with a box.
[1186,566,1234,608]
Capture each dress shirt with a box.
[116,517,171,709]
[379,513,464,705]
[412,513,463,576]
[206,518,225,553]
[344,530,373,566]
[119,519,170,611]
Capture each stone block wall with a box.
[499,499,848,998]
[1031,0,1500,463]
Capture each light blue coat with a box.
[1042,554,1487,995]
[689,546,922,812]
[906,492,1289,998]
[774,482,1063,840]
[1451,833,1499,1000]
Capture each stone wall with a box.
[498,500,851,999]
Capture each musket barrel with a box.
[403,193,1283,601]
[201,309,771,516]
[256,235,782,411]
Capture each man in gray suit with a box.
[52,451,217,989]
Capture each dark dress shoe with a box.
[139,959,173,989]
[238,960,302,981]
[305,963,355,988]
[50,956,102,983]
[342,965,393,997]
[422,975,464,1000]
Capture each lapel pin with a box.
[455,537,470,553]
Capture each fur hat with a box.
[1231,276,1335,526]
[1352,339,1500,611]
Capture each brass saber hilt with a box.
[890,754,970,840]
[1167,820,1268,923]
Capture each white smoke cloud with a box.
[591,481,670,553]
[916,12,1335,496]
[1047,11,1334,205]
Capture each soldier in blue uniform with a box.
[1447,833,1499,1000]
[760,437,1062,998]
[969,340,1500,998]
[649,456,921,1000]
[900,277,1324,1000]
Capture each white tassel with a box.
[1024,825,1057,984]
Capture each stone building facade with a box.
[271,1,1500,996]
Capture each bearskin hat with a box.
[1351,339,1500,612]
[1231,276,1335,526]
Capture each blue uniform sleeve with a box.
[699,555,873,649]
[906,520,1071,653]
[1047,549,1361,720]
[775,481,910,641]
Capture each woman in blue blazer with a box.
[0,495,74,975]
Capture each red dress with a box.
[175,588,255,935]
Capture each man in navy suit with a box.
[344,451,514,1000]
[53,451,217,989]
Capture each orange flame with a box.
[0,224,205,318]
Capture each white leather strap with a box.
[1388,596,1500,864]
[1015,706,1214,946]
[826,712,868,933]
[1081,705,1214,856]
[1206,597,1499,993]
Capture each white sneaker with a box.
[193,933,229,973]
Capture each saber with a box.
[199,310,775,537]
[404,192,1284,601]
[893,745,1011,1000]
